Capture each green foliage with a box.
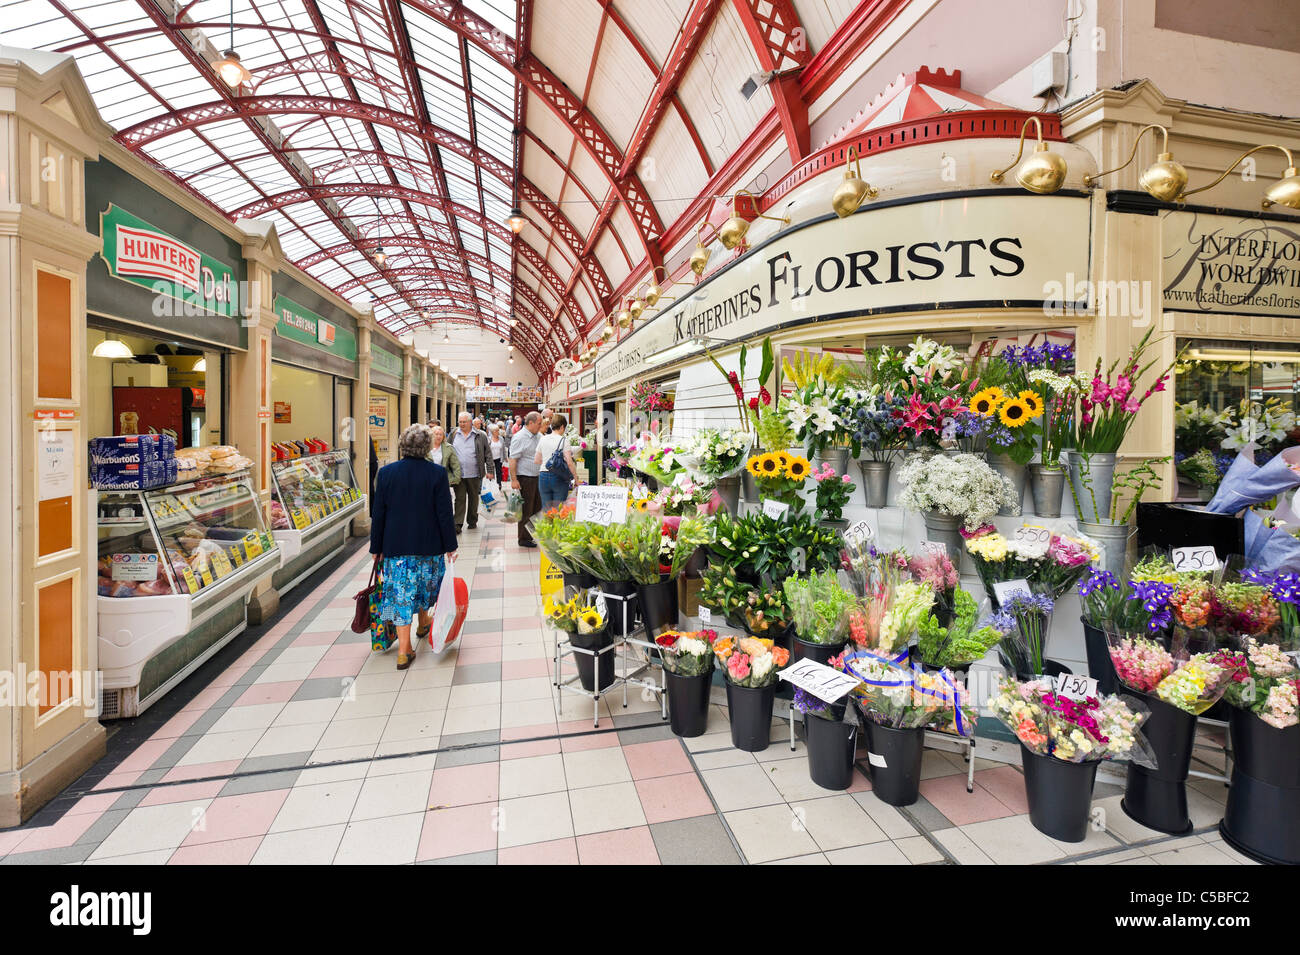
[916,589,1004,667]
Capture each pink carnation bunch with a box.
[1110,635,1175,693]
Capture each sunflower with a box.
[969,387,1004,416]
[784,455,811,481]
[579,609,602,629]
[1018,390,1045,418]
[632,498,650,512]
[773,450,793,471]
[756,453,782,477]
[745,455,765,477]
[998,396,1032,427]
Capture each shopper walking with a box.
[370,424,457,670]
[428,424,461,493]
[509,411,544,547]
[488,424,505,484]
[451,411,491,532]
[536,413,580,509]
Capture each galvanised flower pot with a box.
[1067,451,1117,523]
[1020,743,1100,843]
[1076,520,1132,580]
[715,475,741,513]
[813,448,850,475]
[921,511,964,563]
[858,459,891,508]
[1028,464,1066,518]
[986,452,1026,517]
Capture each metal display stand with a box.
[551,588,666,727]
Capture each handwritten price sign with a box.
[920,540,948,557]
[778,659,861,703]
[992,578,1032,606]
[844,520,875,549]
[575,485,629,525]
[1055,673,1099,701]
[1172,545,1218,572]
[1015,524,1052,557]
[761,499,790,519]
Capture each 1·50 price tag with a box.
[1056,673,1099,701]
[1172,545,1218,572]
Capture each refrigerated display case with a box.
[267,449,365,594]
[95,469,279,718]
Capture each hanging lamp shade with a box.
[92,335,133,359]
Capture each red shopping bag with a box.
[428,557,470,652]
[444,578,470,649]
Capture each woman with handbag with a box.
[535,413,580,509]
[371,424,458,669]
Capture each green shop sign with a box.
[99,204,237,318]
[273,294,358,361]
[372,344,403,379]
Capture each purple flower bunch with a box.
[1078,568,1119,598]
[1004,590,1055,616]
[1243,569,1300,605]
[1000,343,1074,370]
[1128,580,1174,632]
[793,687,834,718]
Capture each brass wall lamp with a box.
[717,189,789,250]
[689,220,717,275]
[832,145,878,217]
[990,115,1068,194]
[1082,123,1187,201]
[1177,143,1300,210]
[614,301,633,329]
[638,266,690,310]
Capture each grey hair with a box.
[524,411,541,424]
[458,411,471,422]
[398,423,434,459]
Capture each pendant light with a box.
[92,334,134,359]
[990,116,1068,194]
[212,0,252,89]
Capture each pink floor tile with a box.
[501,659,551,680]
[505,586,537,597]
[207,665,252,689]
[92,770,142,791]
[327,598,356,611]
[13,810,102,852]
[501,617,540,631]
[138,779,227,807]
[417,802,498,860]
[458,632,500,649]
[161,760,242,784]
[428,763,499,808]
[500,738,562,760]
[308,658,366,680]
[973,766,1031,815]
[458,646,504,665]
[180,684,228,713]
[116,738,178,774]
[152,708,202,740]
[557,719,601,736]
[65,792,120,815]
[0,828,30,856]
[560,732,620,752]
[919,774,1016,827]
[233,681,301,706]
[576,826,660,865]
[168,836,262,865]
[635,773,716,824]
[291,630,338,647]
[623,740,692,780]
[181,789,289,846]
[498,837,579,865]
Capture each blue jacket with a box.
[369,457,458,558]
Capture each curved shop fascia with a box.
[593,189,1094,393]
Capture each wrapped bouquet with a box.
[988,676,1153,764]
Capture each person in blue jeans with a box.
[535,413,580,509]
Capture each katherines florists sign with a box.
[1162,210,1300,317]
[98,204,237,318]
[594,193,1092,390]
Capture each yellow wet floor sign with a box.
[540,550,564,604]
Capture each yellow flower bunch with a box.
[544,594,604,634]
[968,387,1045,429]
[965,532,1010,561]
[745,451,811,481]
[631,498,651,513]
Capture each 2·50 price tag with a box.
[1172,545,1218,572]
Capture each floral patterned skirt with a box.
[378,555,446,625]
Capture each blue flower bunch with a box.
[849,394,908,457]
[793,687,835,718]
[943,409,1016,449]
[998,589,1055,675]
[1078,568,1119,598]
[1128,580,1174,632]
[1000,343,1074,371]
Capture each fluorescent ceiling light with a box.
[1186,348,1300,363]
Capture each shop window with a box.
[1174,338,1300,494]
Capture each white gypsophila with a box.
[1027,368,1072,393]
[897,452,1019,530]
[751,653,774,683]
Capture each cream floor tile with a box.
[960,814,1070,865]
[1092,794,1171,845]
[439,703,501,736]
[367,752,439,776]
[334,690,400,721]
[561,747,631,789]
[759,853,829,865]
[89,801,214,860]
[824,841,912,864]
[853,793,922,840]
[500,677,555,703]
[272,698,342,727]
[768,759,856,803]
[1146,841,1243,865]
[392,686,451,715]
[84,849,177,865]
[273,645,331,665]
[381,709,444,745]
[792,794,889,851]
[567,781,646,836]
[316,716,389,750]
[449,682,503,708]
[174,729,265,767]
[350,769,436,820]
[307,744,377,767]
[269,778,365,833]
[402,667,456,689]
[496,791,574,848]
[499,754,568,799]
[334,812,424,864]
[254,660,320,684]
[690,749,757,771]
[295,760,371,785]
[725,804,819,864]
[208,703,286,734]
[501,697,562,729]
[350,672,407,695]
[247,722,326,758]
[932,826,995,865]
[700,763,783,812]
[895,835,945,864]
[252,825,346,864]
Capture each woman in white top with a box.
[535,413,580,509]
[488,425,504,484]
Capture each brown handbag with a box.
[351,555,381,633]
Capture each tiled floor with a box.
[0,513,1255,865]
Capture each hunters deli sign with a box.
[99,204,238,318]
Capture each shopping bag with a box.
[480,478,501,512]
[429,556,465,653]
[501,491,524,524]
[369,562,397,652]
[351,555,379,633]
